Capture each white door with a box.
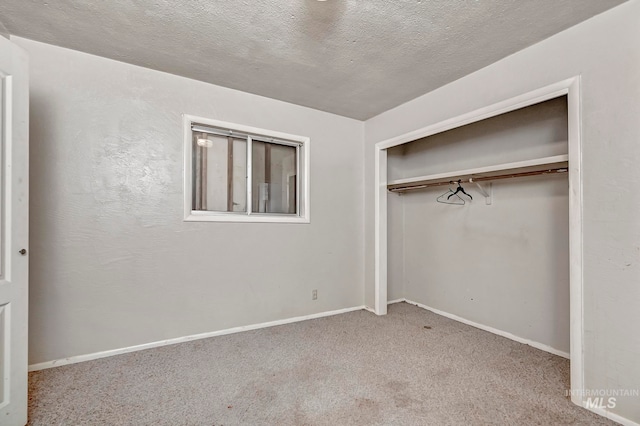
[0,36,29,426]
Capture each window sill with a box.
[184,211,310,224]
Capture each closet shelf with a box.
[387,154,569,193]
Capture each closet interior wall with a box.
[388,96,570,354]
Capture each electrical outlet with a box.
[312,289,318,300]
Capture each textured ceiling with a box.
[0,0,626,120]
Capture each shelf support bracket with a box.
[470,179,492,205]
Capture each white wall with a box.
[364,1,640,421]
[15,37,365,365]
[388,97,570,353]
[386,194,404,302]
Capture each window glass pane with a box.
[192,133,247,212]
[252,141,297,214]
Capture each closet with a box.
[387,96,570,356]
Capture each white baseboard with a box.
[404,299,570,359]
[585,405,640,426]
[29,305,366,372]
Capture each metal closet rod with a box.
[388,167,568,193]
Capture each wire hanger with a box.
[437,181,465,205]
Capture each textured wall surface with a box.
[0,0,625,119]
[16,37,365,365]
[365,1,640,420]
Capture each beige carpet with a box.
[28,302,615,425]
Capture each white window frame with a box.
[183,114,310,223]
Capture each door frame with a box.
[373,76,584,405]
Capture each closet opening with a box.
[373,77,584,406]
